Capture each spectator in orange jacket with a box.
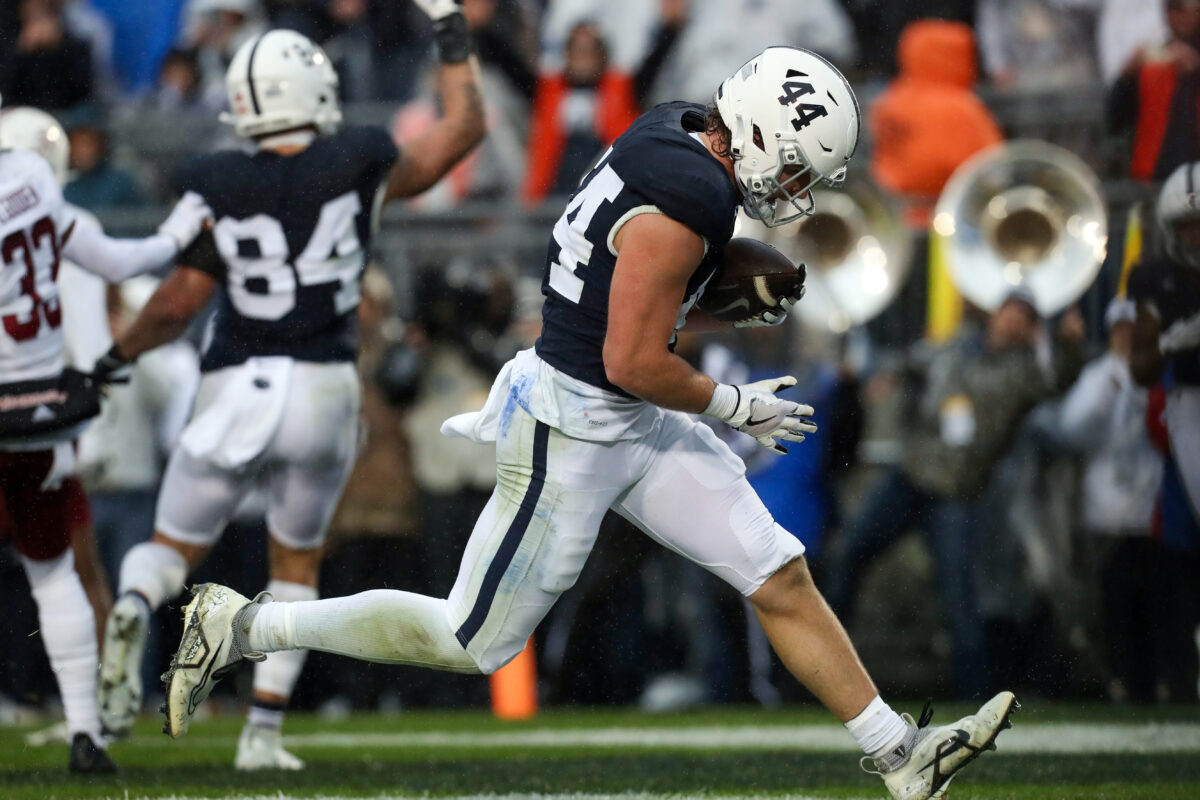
[869,19,1004,229]
[1110,0,1200,183]
[522,2,685,204]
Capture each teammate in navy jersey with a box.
[95,0,485,770]
[164,47,1015,799]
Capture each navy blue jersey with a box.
[1128,257,1200,386]
[173,126,398,372]
[535,102,740,395]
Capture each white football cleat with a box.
[867,691,1019,800]
[162,584,267,739]
[98,593,150,737]
[235,724,305,771]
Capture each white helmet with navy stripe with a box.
[1158,161,1200,270]
[221,29,342,139]
[0,106,69,183]
[715,47,859,227]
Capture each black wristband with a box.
[433,11,473,63]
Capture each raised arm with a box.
[383,1,487,202]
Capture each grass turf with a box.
[2,704,1198,800]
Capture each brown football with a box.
[697,237,804,323]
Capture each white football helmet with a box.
[1158,161,1200,270]
[715,47,860,227]
[221,29,342,139]
[0,106,69,183]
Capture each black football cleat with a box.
[68,732,117,774]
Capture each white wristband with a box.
[703,383,740,421]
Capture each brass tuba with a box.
[736,177,913,333]
[932,139,1108,315]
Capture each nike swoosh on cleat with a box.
[186,636,224,716]
[917,729,970,774]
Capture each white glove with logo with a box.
[1160,311,1200,355]
[703,375,817,454]
[157,191,212,253]
[412,0,461,21]
[732,281,806,329]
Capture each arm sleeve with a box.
[60,213,176,283]
[1056,360,1113,450]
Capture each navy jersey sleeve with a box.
[332,125,400,194]
[610,137,738,247]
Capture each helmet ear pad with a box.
[222,29,343,139]
[713,47,860,227]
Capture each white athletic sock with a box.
[117,541,188,611]
[248,589,479,674]
[845,696,911,763]
[20,551,102,741]
[251,580,316,702]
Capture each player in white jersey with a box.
[93,0,486,769]
[0,104,210,772]
[162,47,1017,800]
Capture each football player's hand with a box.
[91,345,132,387]
[732,266,807,328]
[158,191,213,253]
[704,376,817,454]
[1160,311,1200,354]
[412,0,461,21]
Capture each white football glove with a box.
[412,0,461,21]
[731,279,806,329]
[703,375,817,454]
[157,191,212,253]
[1159,311,1200,355]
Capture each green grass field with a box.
[3,703,1198,800]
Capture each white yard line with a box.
[183,722,1200,754]
[130,795,876,800]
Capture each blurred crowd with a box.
[3,0,1200,722]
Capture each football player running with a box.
[1130,161,1200,519]
[95,0,486,771]
[161,47,1015,798]
[0,102,210,773]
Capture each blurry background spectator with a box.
[148,47,206,111]
[1047,298,1165,702]
[644,0,858,105]
[1094,0,1170,86]
[0,0,96,111]
[523,2,685,203]
[181,0,267,109]
[975,0,1098,90]
[63,114,146,209]
[822,291,1085,698]
[1109,0,1200,183]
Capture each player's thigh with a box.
[0,449,71,560]
[614,413,804,596]
[155,446,256,548]
[446,407,629,673]
[263,363,360,550]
